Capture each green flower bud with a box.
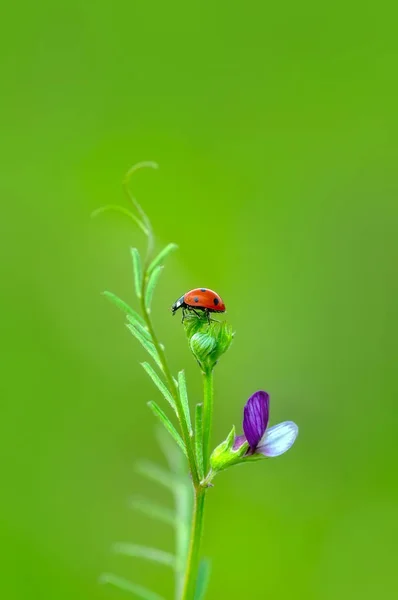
[210,426,249,473]
[190,331,217,365]
[183,311,208,337]
[214,321,234,360]
[184,313,234,373]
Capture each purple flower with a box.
[233,391,298,457]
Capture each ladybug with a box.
[172,288,226,321]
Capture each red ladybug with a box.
[172,288,226,320]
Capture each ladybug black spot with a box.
[213,297,219,306]
[194,296,199,303]
[200,288,206,292]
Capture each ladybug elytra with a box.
[172,288,226,320]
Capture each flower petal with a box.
[257,421,298,457]
[233,435,247,451]
[243,391,269,449]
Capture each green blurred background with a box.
[1,1,397,599]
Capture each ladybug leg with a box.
[181,308,186,323]
[208,310,220,323]
[191,308,202,318]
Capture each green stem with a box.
[202,370,214,474]
[181,488,206,600]
[140,293,199,486]
[181,370,213,598]
[137,226,199,485]
[138,224,206,597]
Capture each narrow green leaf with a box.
[126,315,152,342]
[130,496,176,527]
[102,291,146,327]
[147,401,187,457]
[130,247,143,298]
[194,559,212,600]
[141,362,176,412]
[136,460,182,491]
[195,403,204,481]
[126,324,163,371]
[147,243,178,277]
[90,205,148,236]
[156,425,185,472]
[145,265,164,312]
[100,573,165,600]
[177,370,192,435]
[174,479,193,598]
[113,543,176,569]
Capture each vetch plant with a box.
[95,162,299,600]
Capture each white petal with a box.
[257,421,298,457]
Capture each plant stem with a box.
[140,295,199,486]
[139,225,199,484]
[181,487,206,600]
[181,369,213,598]
[143,309,207,599]
[138,225,208,598]
[202,370,214,474]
